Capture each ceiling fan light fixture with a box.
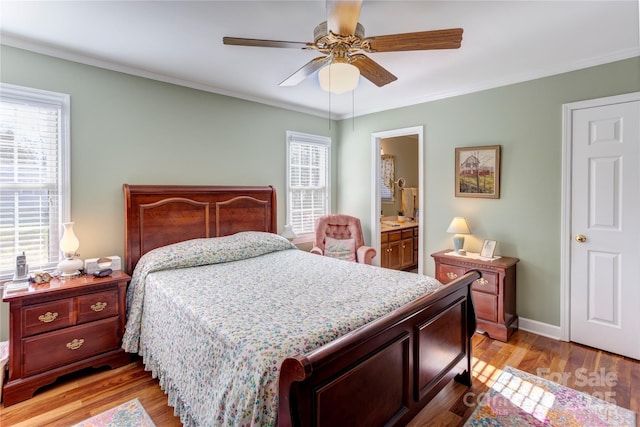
[318,62,360,94]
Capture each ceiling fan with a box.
[223,0,463,93]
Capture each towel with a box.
[402,187,418,218]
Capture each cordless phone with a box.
[16,252,27,277]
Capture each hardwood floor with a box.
[410,331,639,426]
[1,330,638,426]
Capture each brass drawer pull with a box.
[475,278,489,286]
[91,302,107,312]
[447,272,458,280]
[66,338,84,350]
[38,312,59,323]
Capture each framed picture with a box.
[481,240,497,258]
[455,145,500,198]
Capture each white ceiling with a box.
[1,1,638,119]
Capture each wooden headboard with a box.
[123,184,277,273]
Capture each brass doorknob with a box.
[575,234,587,243]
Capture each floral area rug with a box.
[72,398,156,427]
[464,365,637,426]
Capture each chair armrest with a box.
[357,246,376,265]
[310,247,323,256]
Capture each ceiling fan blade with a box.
[368,28,463,52]
[223,37,309,49]
[351,54,397,87]
[280,56,331,87]
[326,0,363,36]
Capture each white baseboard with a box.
[518,317,562,340]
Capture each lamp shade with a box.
[318,62,360,94]
[59,222,80,256]
[446,217,471,235]
[58,222,82,278]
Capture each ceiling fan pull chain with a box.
[352,89,355,131]
[328,84,332,130]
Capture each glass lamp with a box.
[57,222,83,278]
[446,217,471,254]
[318,62,360,94]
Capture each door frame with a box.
[560,91,640,341]
[370,126,424,273]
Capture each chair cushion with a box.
[324,237,356,262]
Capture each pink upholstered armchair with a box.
[310,214,376,265]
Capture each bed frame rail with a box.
[279,270,479,427]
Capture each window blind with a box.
[286,131,330,235]
[0,84,70,280]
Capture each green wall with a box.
[2,44,639,328]
[335,57,640,326]
[0,45,337,264]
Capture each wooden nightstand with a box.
[2,271,131,406]
[431,250,519,342]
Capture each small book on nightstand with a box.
[5,274,30,292]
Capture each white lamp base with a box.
[58,257,83,279]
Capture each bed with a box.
[121,184,479,426]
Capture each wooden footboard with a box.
[279,270,479,427]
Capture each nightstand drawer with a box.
[77,290,119,323]
[473,292,497,323]
[23,300,74,337]
[437,265,466,284]
[22,317,121,376]
[472,271,498,294]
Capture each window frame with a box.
[285,131,331,237]
[0,83,71,281]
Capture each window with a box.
[286,131,330,235]
[0,83,70,281]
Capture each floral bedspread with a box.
[122,231,442,426]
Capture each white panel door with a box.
[570,96,640,359]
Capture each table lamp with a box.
[281,224,297,242]
[57,222,83,278]
[446,217,471,254]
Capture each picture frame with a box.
[455,145,501,199]
[481,240,497,258]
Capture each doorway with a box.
[561,92,640,359]
[370,126,424,274]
